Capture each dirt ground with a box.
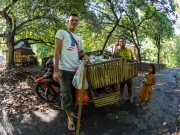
[0,66,180,135]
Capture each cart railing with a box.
[87,58,125,89]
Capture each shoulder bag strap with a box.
[66,30,79,50]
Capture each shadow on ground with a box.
[1,67,180,135]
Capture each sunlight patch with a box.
[1,110,15,135]
[0,122,8,135]
[33,110,59,122]
[17,82,31,89]
[21,114,32,124]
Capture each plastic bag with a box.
[72,62,88,90]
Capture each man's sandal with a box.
[68,123,75,131]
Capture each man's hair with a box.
[67,14,79,22]
[68,14,79,18]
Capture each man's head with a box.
[118,37,126,48]
[67,14,79,31]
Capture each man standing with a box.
[113,37,134,103]
[53,14,89,131]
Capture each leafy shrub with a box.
[177,71,180,79]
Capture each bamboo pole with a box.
[76,62,87,135]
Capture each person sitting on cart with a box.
[113,37,134,103]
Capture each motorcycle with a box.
[35,56,90,104]
[35,56,60,103]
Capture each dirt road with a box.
[0,67,180,135]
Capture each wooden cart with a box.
[76,50,138,135]
[86,50,138,107]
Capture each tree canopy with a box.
[0,0,179,69]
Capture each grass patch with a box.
[177,72,180,79]
[177,71,180,89]
[176,71,180,130]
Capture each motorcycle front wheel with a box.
[36,83,57,103]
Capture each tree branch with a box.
[0,34,6,37]
[1,0,18,13]
[0,0,19,29]
[88,4,114,22]
[107,0,118,19]
[16,15,47,31]
[18,38,53,46]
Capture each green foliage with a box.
[176,71,180,79]
[33,44,54,59]
[176,116,180,126]
[1,0,179,69]
[0,0,90,68]
[141,34,180,68]
[176,71,180,89]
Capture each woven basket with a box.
[87,57,125,89]
[89,84,120,107]
[86,50,138,107]
[93,91,120,107]
[124,59,138,80]
[86,50,124,107]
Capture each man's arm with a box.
[79,50,90,63]
[54,38,62,71]
[53,38,62,83]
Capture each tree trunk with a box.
[137,47,141,62]
[7,33,15,69]
[157,35,161,65]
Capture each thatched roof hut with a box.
[2,41,36,66]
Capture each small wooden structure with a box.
[2,41,37,66]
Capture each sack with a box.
[75,89,89,104]
[72,62,88,90]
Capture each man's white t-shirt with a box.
[55,30,84,71]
